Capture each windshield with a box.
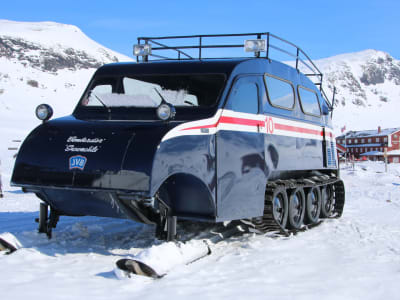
[81,74,225,109]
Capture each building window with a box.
[348,140,352,144]
[376,138,379,143]
[355,139,358,143]
[368,138,372,143]
[384,137,388,142]
[361,138,365,143]
[355,148,358,152]
[395,134,398,138]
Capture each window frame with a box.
[263,73,295,111]
[297,85,322,117]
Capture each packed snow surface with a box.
[1,160,400,299]
[1,19,400,299]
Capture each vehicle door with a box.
[216,75,266,221]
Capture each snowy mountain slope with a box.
[314,50,400,134]
[0,19,130,71]
[0,20,132,118]
[0,20,133,184]
[1,162,400,300]
[0,20,400,299]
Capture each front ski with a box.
[114,224,244,279]
[0,233,21,254]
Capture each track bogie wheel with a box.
[288,187,305,229]
[305,187,321,224]
[320,184,335,218]
[266,186,288,229]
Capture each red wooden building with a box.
[337,126,400,163]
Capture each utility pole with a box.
[384,147,388,173]
[344,133,347,165]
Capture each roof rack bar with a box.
[147,53,171,60]
[138,32,269,40]
[134,32,331,104]
[152,44,244,50]
[199,37,202,59]
[146,39,193,59]
[304,74,322,77]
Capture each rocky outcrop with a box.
[0,36,119,73]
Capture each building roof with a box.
[360,151,383,156]
[387,150,400,155]
[337,127,400,139]
[336,143,346,153]
[339,143,381,148]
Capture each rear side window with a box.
[227,77,258,114]
[264,74,295,110]
[298,87,321,116]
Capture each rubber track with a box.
[251,175,345,237]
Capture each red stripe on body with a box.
[274,123,323,136]
[181,116,264,131]
[181,114,325,139]
[218,116,264,127]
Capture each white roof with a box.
[338,127,400,139]
[360,151,383,156]
[387,150,400,155]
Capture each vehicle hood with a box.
[11,116,174,192]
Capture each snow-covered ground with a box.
[1,160,400,299]
[1,19,400,300]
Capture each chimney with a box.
[378,126,381,133]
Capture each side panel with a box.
[216,76,267,221]
[151,134,217,218]
[216,129,266,220]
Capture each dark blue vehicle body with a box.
[11,41,338,229]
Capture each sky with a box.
[1,0,399,60]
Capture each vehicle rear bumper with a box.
[18,184,155,224]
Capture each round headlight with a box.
[35,104,53,122]
[156,103,175,121]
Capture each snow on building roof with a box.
[387,150,400,155]
[340,143,381,148]
[360,151,383,156]
[337,127,400,139]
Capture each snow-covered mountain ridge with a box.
[0,20,133,134]
[0,20,129,72]
[315,49,400,133]
[0,20,399,136]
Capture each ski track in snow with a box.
[1,161,400,299]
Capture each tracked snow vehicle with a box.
[11,33,344,241]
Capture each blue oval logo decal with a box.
[69,155,87,170]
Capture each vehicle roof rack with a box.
[135,32,333,109]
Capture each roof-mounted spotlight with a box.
[133,44,152,57]
[244,39,266,56]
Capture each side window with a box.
[298,87,321,116]
[227,77,258,114]
[264,74,295,110]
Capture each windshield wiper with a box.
[153,88,169,105]
[90,92,112,120]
